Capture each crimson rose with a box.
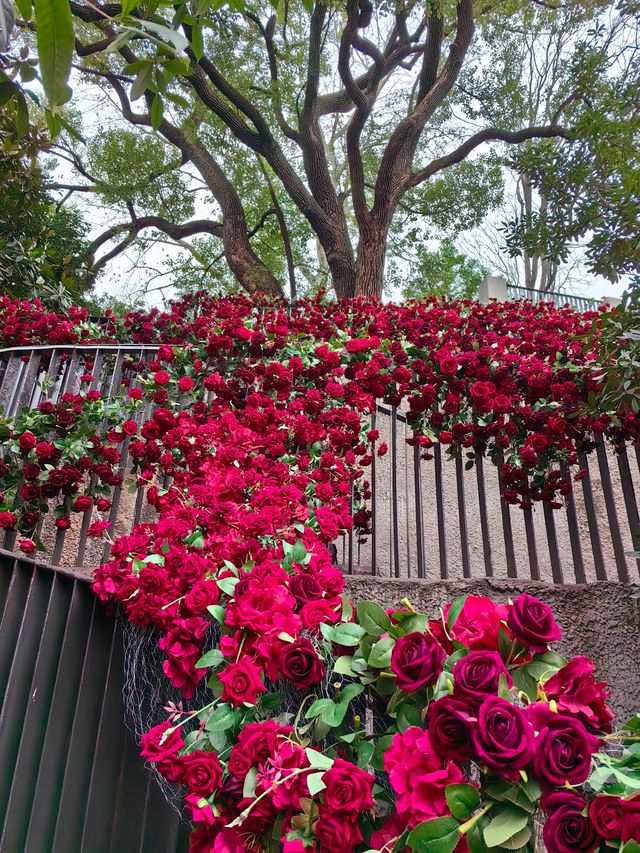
[182,749,223,796]
[528,704,600,787]
[452,651,512,707]
[279,637,326,687]
[218,657,266,706]
[316,809,363,853]
[472,696,534,778]
[542,791,599,853]
[508,593,562,652]
[426,696,475,762]
[589,795,625,839]
[322,758,374,813]
[390,631,445,691]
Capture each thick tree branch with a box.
[408,125,570,187]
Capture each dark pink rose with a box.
[507,593,561,652]
[219,657,266,706]
[316,809,363,853]
[391,632,445,691]
[528,704,600,788]
[452,651,512,707]
[542,791,599,853]
[589,795,624,840]
[426,696,475,762]
[622,796,640,842]
[472,696,535,778]
[322,758,374,813]
[140,721,184,762]
[279,637,326,687]
[182,749,223,796]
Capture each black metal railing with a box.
[0,549,189,852]
[1,345,638,584]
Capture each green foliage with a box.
[401,239,488,301]
[0,101,92,308]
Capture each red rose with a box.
[589,795,624,839]
[622,795,640,842]
[528,704,600,788]
[316,809,363,853]
[18,431,37,451]
[73,495,93,513]
[140,721,184,762]
[178,376,195,392]
[439,355,459,375]
[182,749,223,796]
[542,791,599,853]
[0,511,16,529]
[289,573,324,602]
[543,656,614,733]
[452,651,512,707]
[219,657,266,706]
[426,696,475,762]
[322,758,374,813]
[391,632,445,691]
[35,441,54,458]
[473,697,535,778]
[18,538,37,554]
[122,419,138,436]
[508,593,562,652]
[446,596,510,650]
[279,637,326,687]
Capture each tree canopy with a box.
[0,0,638,300]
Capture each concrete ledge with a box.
[344,577,640,723]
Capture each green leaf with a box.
[192,21,204,60]
[499,826,532,849]
[34,0,74,109]
[621,841,640,853]
[447,595,468,631]
[242,766,258,798]
[196,648,224,669]
[333,655,356,676]
[217,576,239,596]
[357,601,391,635]
[150,93,164,129]
[357,740,375,768]
[483,807,530,848]
[407,817,460,853]
[511,666,537,702]
[306,771,326,796]
[207,604,225,622]
[305,748,333,770]
[290,539,307,563]
[330,622,365,647]
[368,636,395,668]
[445,783,481,820]
[204,703,235,733]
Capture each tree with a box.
[459,0,639,291]
[5,0,573,301]
[0,98,93,307]
[399,238,487,301]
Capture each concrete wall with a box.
[345,576,640,723]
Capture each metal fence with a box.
[0,548,190,852]
[505,284,598,313]
[1,345,639,584]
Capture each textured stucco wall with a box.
[345,576,640,724]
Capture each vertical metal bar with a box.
[577,451,607,581]
[391,406,400,578]
[475,455,493,577]
[413,441,426,580]
[522,501,540,581]
[4,354,27,417]
[543,501,564,584]
[496,450,517,578]
[595,439,629,582]
[370,411,377,577]
[561,464,586,583]
[455,455,471,578]
[616,448,640,577]
[404,422,411,579]
[433,443,448,579]
[347,480,354,575]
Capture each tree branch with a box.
[409,125,570,187]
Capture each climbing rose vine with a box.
[0,292,639,551]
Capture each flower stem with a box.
[459,802,494,836]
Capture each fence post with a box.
[478,275,509,304]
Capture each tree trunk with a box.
[354,222,387,298]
